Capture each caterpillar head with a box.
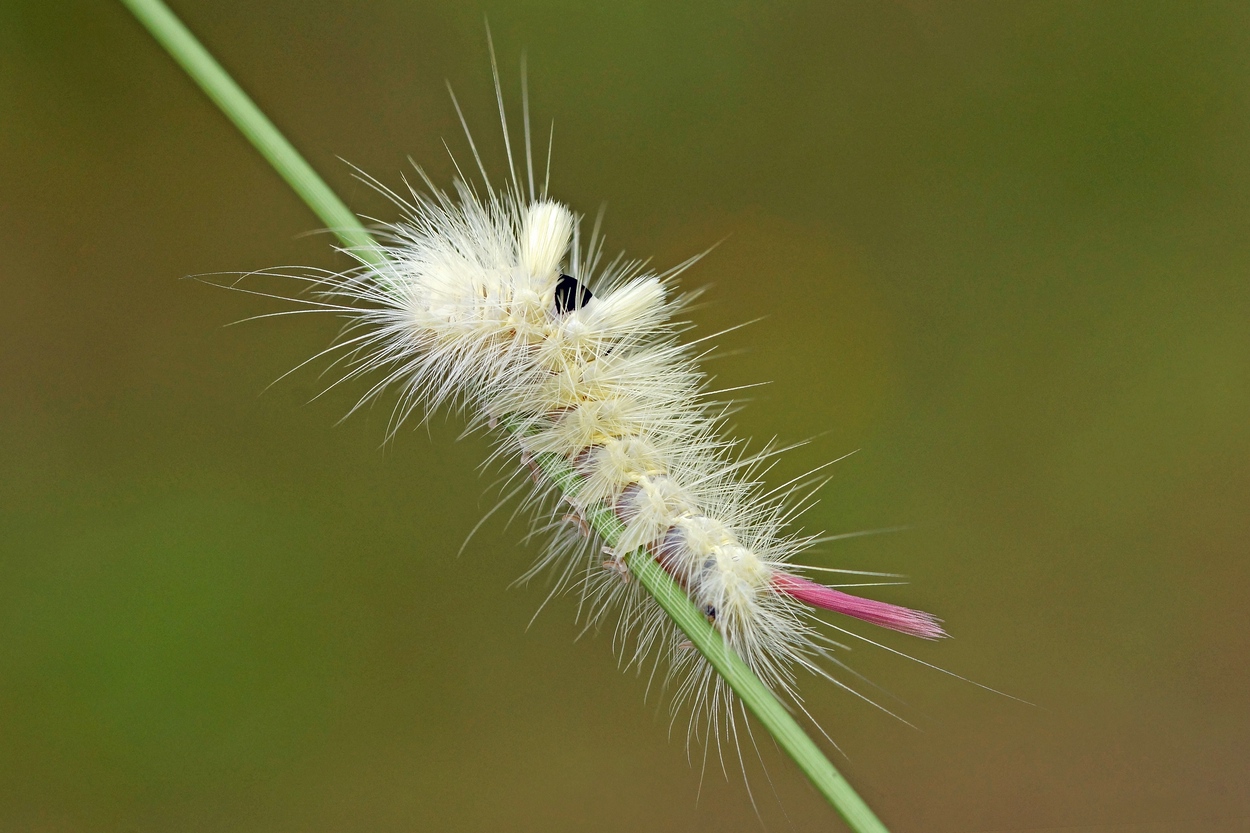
[520,199,667,348]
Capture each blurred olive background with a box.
[2,1,1248,831]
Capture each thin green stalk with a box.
[118,1,891,829]
[118,0,381,266]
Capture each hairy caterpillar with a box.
[247,51,945,752]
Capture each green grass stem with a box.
[118,1,892,829]
[118,0,382,266]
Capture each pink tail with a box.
[772,573,947,639]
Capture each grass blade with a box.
[117,2,892,829]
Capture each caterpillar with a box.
[253,52,945,750]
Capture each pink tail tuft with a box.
[772,572,947,639]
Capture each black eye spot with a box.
[703,604,717,622]
[554,273,593,314]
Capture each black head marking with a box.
[554,273,594,314]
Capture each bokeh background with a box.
[3,2,1248,831]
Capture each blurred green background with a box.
[2,1,1248,831]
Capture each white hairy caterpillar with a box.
[244,50,946,749]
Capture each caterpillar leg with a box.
[561,512,591,538]
[601,548,631,584]
[519,451,542,485]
